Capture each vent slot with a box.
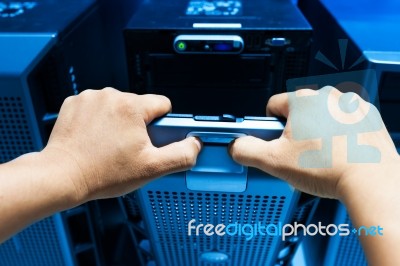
[245,34,262,49]
[0,217,66,266]
[0,96,35,163]
[67,212,92,247]
[283,50,309,82]
[123,194,142,220]
[146,191,287,266]
[291,197,319,225]
[334,215,367,266]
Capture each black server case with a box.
[121,1,320,265]
[124,0,312,116]
[0,0,142,265]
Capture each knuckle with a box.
[320,85,332,91]
[344,91,361,99]
[330,86,342,94]
[62,96,75,106]
[80,88,95,95]
[320,86,340,97]
[180,147,197,168]
[333,89,344,99]
[103,87,117,93]
[294,88,319,97]
[301,88,316,94]
[268,93,280,103]
[78,89,96,99]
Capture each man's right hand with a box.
[229,86,399,200]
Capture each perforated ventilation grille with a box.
[0,217,65,266]
[335,215,367,266]
[123,194,142,219]
[291,198,318,224]
[147,191,287,266]
[0,96,35,163]
[284,50,309,82]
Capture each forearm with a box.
[0,150,83,243]
[0,90,201,244]
[340,162,400,265]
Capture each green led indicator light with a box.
[177,41,186,51]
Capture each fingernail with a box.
[228,138,236,154]
[192,137,202,150]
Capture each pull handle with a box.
[185,132,248,192]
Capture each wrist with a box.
[39,146,89,207]
[337,156,400,220]
[0,148,88,242]
[338,160,400,203]
[336,156,400,265]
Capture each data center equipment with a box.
[297,0,400,265]
[299,0,400,135]
[0,0,141,265]
[293,199,367,266]
[323,203,367,266]
[124,0,313,116]
[118,114,320,266]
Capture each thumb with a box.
[150,137,202,177]
[229,136,291,178]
